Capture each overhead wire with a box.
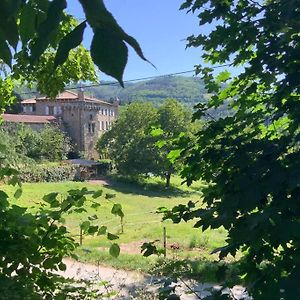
[17,69,198,96]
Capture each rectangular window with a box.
[92,123,95,133]
[102,121,105,131]
[105,121,108,130]
[88,123,91,133]
[48,106,54,115]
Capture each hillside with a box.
[85,76,208,107]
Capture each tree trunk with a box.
[165,172,171,188]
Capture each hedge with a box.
[19,164,79,183]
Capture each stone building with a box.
[18,90,118,159]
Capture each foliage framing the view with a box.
[157,1,300,299]
[0,0,150,107]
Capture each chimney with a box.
[78,87,84,101]
[113,97,120,117]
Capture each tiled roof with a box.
[2,114,57,124]
[21,90,114,106]
[21,99,37,104]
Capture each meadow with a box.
[3,176,230,277]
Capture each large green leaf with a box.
[0,39,12,67]
[91,28,128,86]
[54,21,87,69]
[30,0,67,63]
[79,0,152,83]
[19,3,37,44]
[0,0,21,48]
[109,243,120,258]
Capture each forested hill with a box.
[85,76,208,107]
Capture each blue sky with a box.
[67,0,206,81]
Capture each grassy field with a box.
[2,176,229,275]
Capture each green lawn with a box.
[2,177,228,273]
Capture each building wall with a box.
[20,96,118,159]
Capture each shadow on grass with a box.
[149,257,242,284]
[102,176,194,198]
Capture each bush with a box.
[19,164,79,183]
[97,159,113,175]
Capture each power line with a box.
[17,69,197,96]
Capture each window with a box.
[90,114,93,120]
[48,106,54,115]
[106,121,108,130]
[88,123,96,134]
[102,121,105,131]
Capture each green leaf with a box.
[216,70,231,83]
[151,127,164,137]
[107,232,119,240]
[58,262,66,271]
[92,189,103,199]
[167,149,182,163]
[88,214,98,221]
[0,39,12,67]
[98,226,107,235]
[14,188,22,199]
[19,3,36,44]
[109,243,120,258]
[87,225,98,234]
[155,140,167,149]
[91,28,128,87]
[80,221,90,231]
[43,192,58,202]
[111,203,124,218]
[31,0,67,62]
[54,21,86,68]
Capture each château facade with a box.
[17,89,118,159]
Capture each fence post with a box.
[80,227,83,246]
[163,226,167,258]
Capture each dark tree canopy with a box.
[162,1,300,299]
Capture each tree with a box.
[156,99,195,187]
[161,1,300,299]
[0,123,72,163]
[97,102,160,178]
[0,0,151,106]
[39,124,72,161]
[0,1,138,298]
[98,100,195,186]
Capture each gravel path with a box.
[58,258,249,300]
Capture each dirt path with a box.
[59,259,249,300]
[88,179,111,186]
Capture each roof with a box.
[66,159,101,166]
[2,114,57,124]
[21,90,114,106]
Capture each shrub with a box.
[97,159,113,175]
[19,164,78,183]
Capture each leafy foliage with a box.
[0,0,149,105]
[160,0,300,299]
[0,172,124,298]
[19,164,78,183]
[0,123,72,166]
[97,100,197,186]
